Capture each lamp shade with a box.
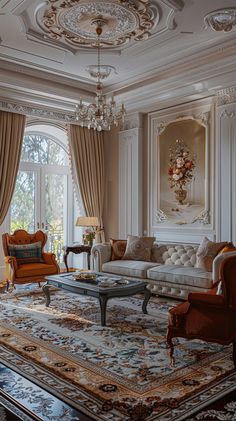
[76,216,99,227]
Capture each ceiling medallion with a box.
[42,0,156,48]
[205,8,236,32]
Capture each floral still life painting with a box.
[168,139,195,205]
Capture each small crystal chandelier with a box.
[75,17,126,131]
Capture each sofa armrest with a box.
[91,243,112,272]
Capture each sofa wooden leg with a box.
[233,342,236,369]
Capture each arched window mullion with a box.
[10,126,75,267]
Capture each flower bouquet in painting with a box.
[168,139,195,205]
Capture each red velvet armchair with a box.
[2,229,60,288]
[167,254,236,368]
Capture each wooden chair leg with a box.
[233,342,236,369]
[166,329,175,366]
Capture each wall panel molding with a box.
[147,98,215,243]
[118,127,143,238]
[216,101,236,242]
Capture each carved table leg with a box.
[99,295,108,327]
[142,287,151,314]
[64,250,69,272]
[42,284,51,307]
[87,251,91,270]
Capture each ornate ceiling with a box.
[40,0,158,48]
[0,0,235,115]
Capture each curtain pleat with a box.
[0,111,26,225]
[68,125,105,229]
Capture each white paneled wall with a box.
[118,127,143,238]
[216,102,236,243]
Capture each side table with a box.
[63,244,92,272]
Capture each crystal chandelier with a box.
[75,17,126,131]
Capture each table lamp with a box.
[76,216,99,246]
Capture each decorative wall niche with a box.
[148,100,214,243]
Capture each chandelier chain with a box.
[75,18,126,131]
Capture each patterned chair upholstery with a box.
[167,254,236,368]
[2,229,59,287]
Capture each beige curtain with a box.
[0,111,26,225]
[69,125,105,227]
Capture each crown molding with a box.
[217,86,236,106]
[107,40,236,93]
[0,98,75,124]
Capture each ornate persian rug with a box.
[0,289,235,421]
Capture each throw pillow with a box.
[122,235,155,262]
[8,241,43,265]
[196,237,228,272]
[110,239,127,260]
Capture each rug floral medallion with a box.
[0,289,235,421]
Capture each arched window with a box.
[10,124,75,264]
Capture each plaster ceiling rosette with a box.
[204,8,236,32]
[39,0,157,48]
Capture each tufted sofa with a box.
[91,242,216,300]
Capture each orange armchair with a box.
[2,229,60,287]
[167,254,236,368]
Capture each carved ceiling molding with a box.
[0,100,75,124]
[156,112,210,135]
[122,112,143,130]
[38,0,158,49]
[220,110,236,119]
[217,86,236,106]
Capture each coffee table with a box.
[43,272,151,326]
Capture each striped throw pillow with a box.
[8,241,43,264]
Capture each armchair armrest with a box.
[4,256,18,283]
[5,256,18,271]
[188,292,225,307]
[42,252,60,272]
[91,243,112,271]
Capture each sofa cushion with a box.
[147,265,213,289]
[196,237,228,271]
[151,244,198,266]
[110,239,127,260]
[122,235,155,262]
[102,260,158,279]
